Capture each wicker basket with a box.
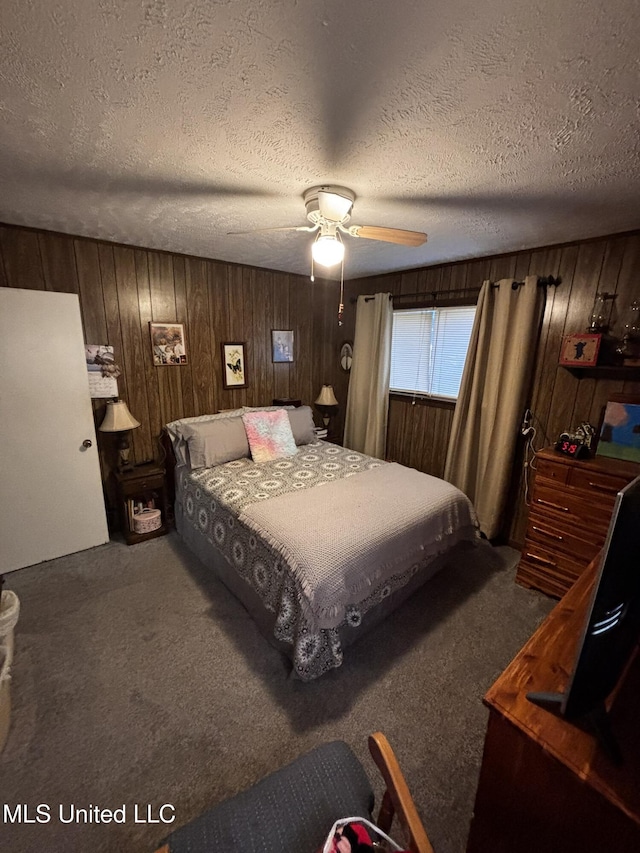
[132,508,162,534]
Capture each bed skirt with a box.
[176,503,475,679]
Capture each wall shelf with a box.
[560,364,640,380]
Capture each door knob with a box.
[82,439,93,448]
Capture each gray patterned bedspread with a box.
[176,441,478,680]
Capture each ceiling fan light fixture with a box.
[312,234,345,267]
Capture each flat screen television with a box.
[526,474,640,763]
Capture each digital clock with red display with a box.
[554,434,590,459]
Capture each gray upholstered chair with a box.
[153,732,433,853]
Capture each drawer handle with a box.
[535,498,569,513]
[587,481,620,495]
[526,552,557,568]
[532,525,564,542]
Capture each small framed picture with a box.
[150,323,187,366]
[221,342,248,389]
[272,330,294,363]
[559,332,601,367]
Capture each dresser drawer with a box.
[530,482,612,534]
[516,539,585,598]
[567,467,632,500]
[121,475,164,496]
[527,511,605,563]
[535,456,569,485]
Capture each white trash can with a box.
[0,590,20,753]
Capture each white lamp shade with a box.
[312,235,345,268]
[315,385,339,407]
[99,400,141,432]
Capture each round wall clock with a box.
[340,341,353,372]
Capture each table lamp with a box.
[99,399,141,472]
[315,385,339,428]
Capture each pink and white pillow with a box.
[242,409,298,464]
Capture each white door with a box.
[0,288,109,572]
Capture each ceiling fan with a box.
[229,185,427,325]
[229,185,428,269]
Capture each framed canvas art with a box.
[596,395,640,464]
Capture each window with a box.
[390,305,476,400]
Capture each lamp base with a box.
[117,434,133,472]
[316,404,339,425]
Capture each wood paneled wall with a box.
[2,221,639,545]
[342,232,640,545]
[0,223,343,519]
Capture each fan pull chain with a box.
[310,253,315,282]
[338,258,344,326]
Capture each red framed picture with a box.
[559,333,602,367]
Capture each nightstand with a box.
[115,463,169,545]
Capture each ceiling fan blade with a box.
[318,189,354,222]
[227,225,316,235]
[350,225,427,246]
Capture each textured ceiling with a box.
[1,0,639,279]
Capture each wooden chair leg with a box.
[368,732,435,853]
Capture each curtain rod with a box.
[352,275,561,303]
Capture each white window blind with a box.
[390,305,476,400]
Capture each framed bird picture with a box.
[221,342,248,390]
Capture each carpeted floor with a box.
[0,532,553,853]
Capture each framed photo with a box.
[339,340,353,372]
[272,330,294,363]
[221,342,248,389]
[596,395,640,464]
[559,332,601,367]
[150,323,187,366]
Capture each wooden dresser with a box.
[467,556,640,853]
[516,448,639,598]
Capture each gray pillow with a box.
[166,408,245,438]
[181,416,250,469]
[287,406,315,446]
[165,409,245,466]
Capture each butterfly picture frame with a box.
[221,342,248,390]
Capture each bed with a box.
[165,406,479,681]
